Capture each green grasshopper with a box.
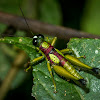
[18,5,100,93]
[28,34,100,93]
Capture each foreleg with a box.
[25,56,44,72]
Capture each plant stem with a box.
[0,51,28,100]
[0,12,100,39]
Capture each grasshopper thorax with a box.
[32,34,44,47]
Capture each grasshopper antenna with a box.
[19,2,33,36]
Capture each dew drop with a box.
[19,38,22,42]
[33,69,38,71]
[9,41,12,43]
[95,50,98,54]
[42,83,46,87]
[36,54,39,57]
[53,93,56,96]
[72,96,74,98]
[39,63,41,65]
[31,93,34,97]
[51,85,54,88]
[89,48,91,50]
[64,93,66,96]
[34,92,37,95]
[45,76,47,78]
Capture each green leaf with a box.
[39,0,62,25]
[0,37,100,100]
[0,37,37,89]
[32,38,100,100]
[67,38,100,100]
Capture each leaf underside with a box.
[0,37,100,100]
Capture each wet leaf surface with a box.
[0,37,100,100]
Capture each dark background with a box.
[0,0,100,100]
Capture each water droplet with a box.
[33,69,38,71]
[34,92,37,95]
[64,93,66,96]
[95,50,98,54]
[53,93,56,96]
[19,38,22,42]
[72,96,74,98]
[34,82,36,84]
[31,93,34,97]
[89,48,91,50]
[51,85,54,88]
[45,76,47,78]
[97,65,100,68]
[9,41,12,43]
[42,83,46,87]
[36,54,39,57]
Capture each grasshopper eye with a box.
[37,34,44,39]
[33,38,38,46]
[32,34,44,46]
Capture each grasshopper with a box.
[28,34,100,93]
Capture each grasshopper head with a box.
[33,34,44,47]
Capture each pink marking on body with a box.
[39,44,55,64]
[45,45,54,55]
[39,43,68,65]
[39,45,46,53]
[39,44,54,55]
[61,59,67,66]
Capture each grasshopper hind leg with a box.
[73,79,86,86]
[53,65,87,86]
